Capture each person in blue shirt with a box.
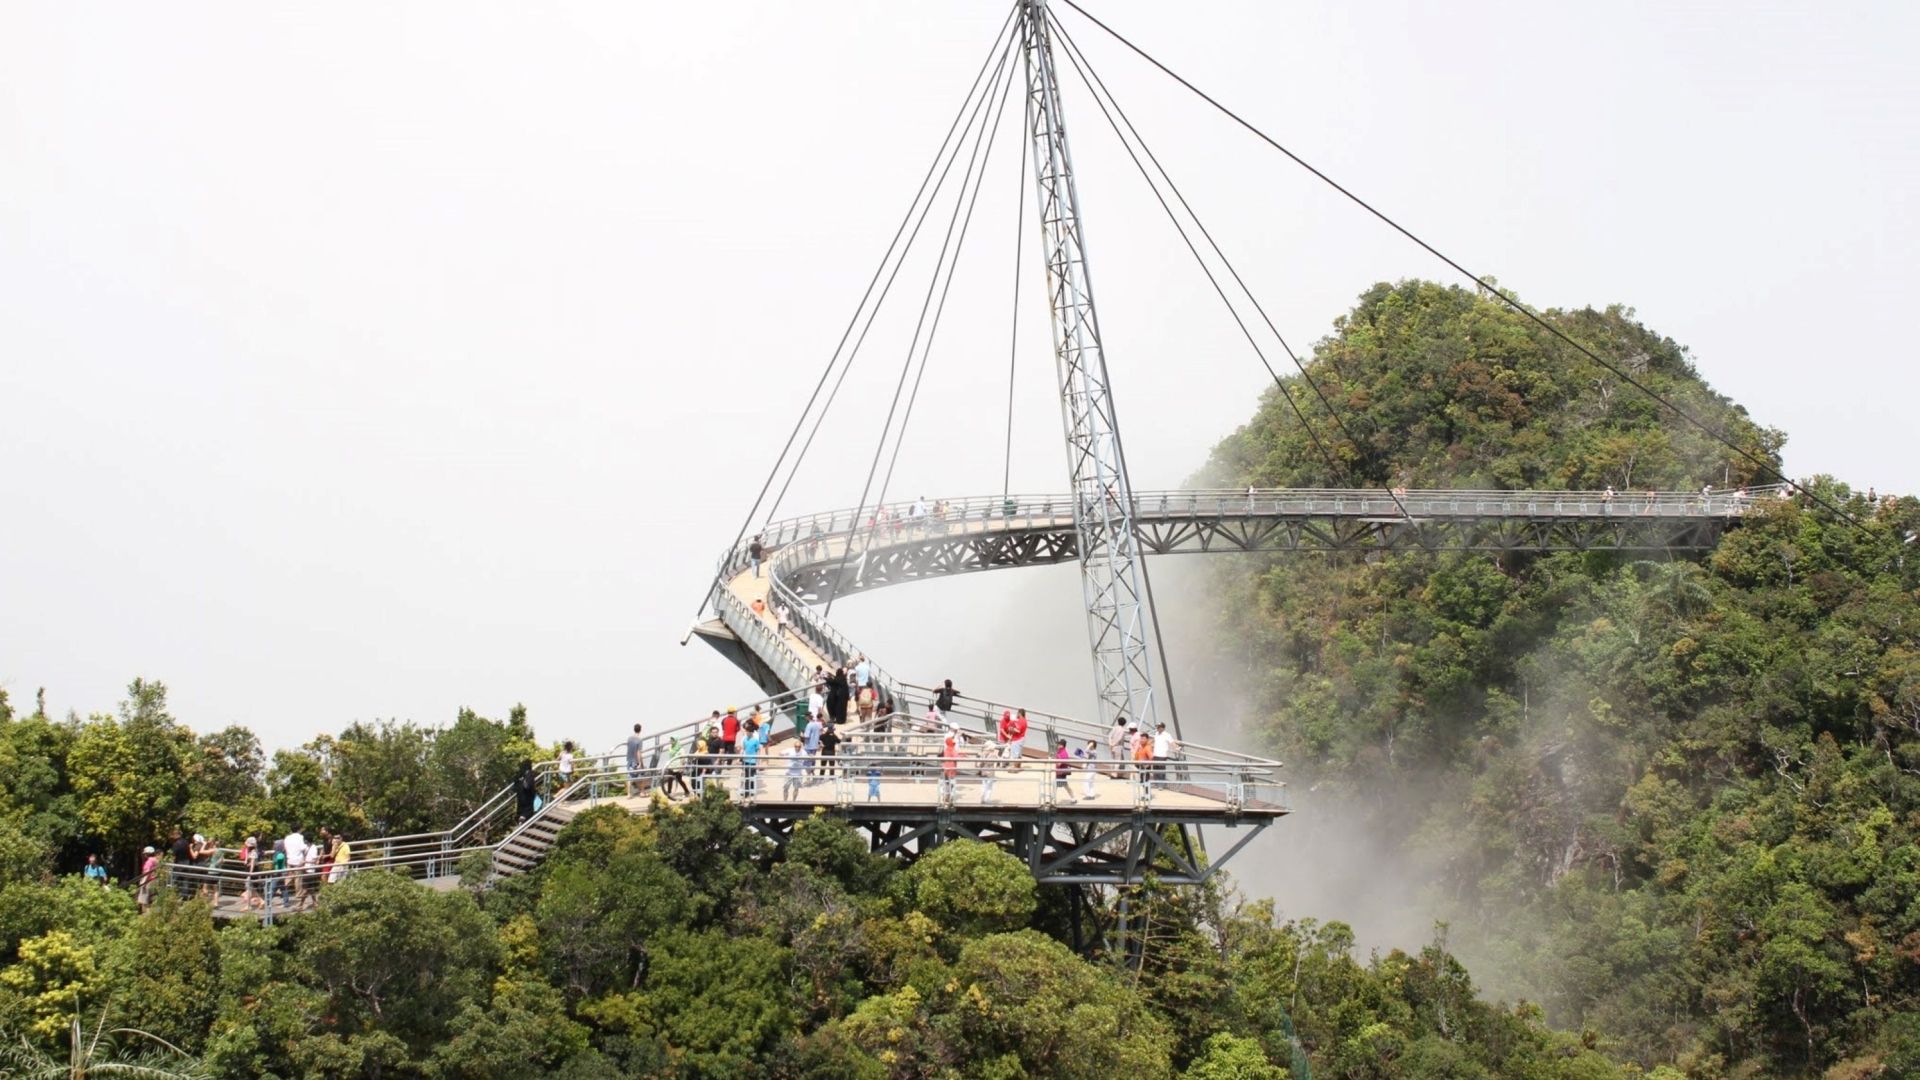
[740,726,767,798]
[83,854,108,887]
[802,712,824,777]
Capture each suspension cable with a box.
[1047,11,1425,536]
[1056,0,1864,533]
[1044,13,1345,481]
[875,39,1024,515]
[1004,91,1028,501]
[694,4,1025,623]
[823,31,1023,619]
[757,7,1023,532]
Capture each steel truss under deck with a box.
[737,803,1270,887]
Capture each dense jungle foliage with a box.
[1202,280,1920,1077]
[0,682,1619,1079]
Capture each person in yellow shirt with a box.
[327,837,352,883]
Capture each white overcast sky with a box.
[4,1,1916,762]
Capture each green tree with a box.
[901,841,1036,939]
[65,680,194,868]
[295,870,498,1052]
[1183,1032,1288,1080]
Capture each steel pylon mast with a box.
[1019,0,1159,733]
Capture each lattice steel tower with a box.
[1019,0,1160,733]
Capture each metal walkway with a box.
[165,485,1767,919]
[699,485,1773,693]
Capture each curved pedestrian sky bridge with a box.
[167,0,1804,923]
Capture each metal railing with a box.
[891,683,1276,769]
[160,732,1280,918]
[726,485,1786,568]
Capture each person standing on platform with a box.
[136,846,158,914]
[1107,716,1128,776]
[1081,739,1099,800]
[1005,708,1029,762]
[782,743,806,802]
[940,734,960,801]
[1152,722,1174,782]
[820,718,842,777]
[721,708,741,756]
[749,535,765,577]
[740,724,767,799]
[283,826,308,907]
[979,739,999,804]
[625,723,646,796]
[261,840,286,926]
[826,666,851,725]
[803,712,823,776]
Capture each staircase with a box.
[491,801,584,879]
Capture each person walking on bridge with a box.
[721,708,741,756]
[749,535,765,577]
[1053,739,1079,804]
[934,679,961,728]
[514,761,538,823]
[625,723,646,796]
[661,736,692,799]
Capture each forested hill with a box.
[1202,280,1920,1075]
[1208,280,1780,492]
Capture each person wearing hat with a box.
[240,837,262,910]
[1152,722,1176,782]
[136,846,158,913]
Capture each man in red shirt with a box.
[721,708,741,756]
[1003,708,1029,763]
